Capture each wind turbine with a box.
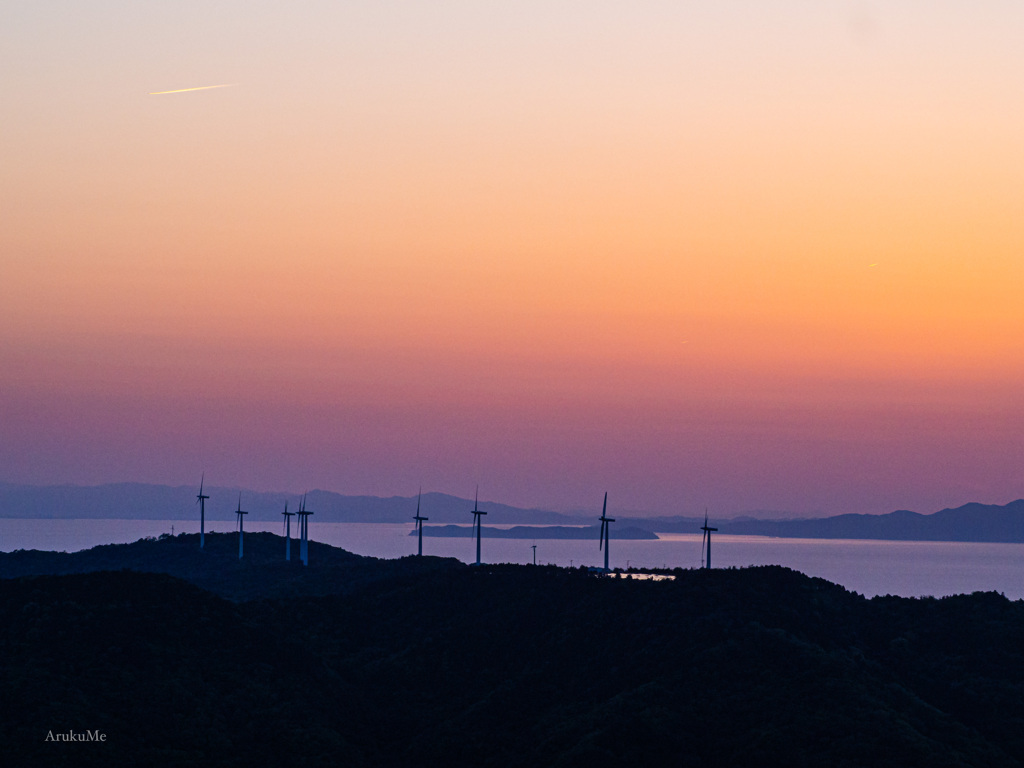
[235,494,248,560]
[196,474,209,550]
[700,510,717,569]
[296,494,313,566]
[470,486,486,566]
[413,489,428,557]
[598,492,614,571]
[282,502,295,561]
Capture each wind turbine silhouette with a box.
[598,492,614,571]
[235,494,248,560]
[296,494,313,566]
[413,489,428,557]
[196,474,209,550]
[470,486,486,566]
[700,510,717,569]
[282,501,295,561]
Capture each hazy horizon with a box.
[3,477,1021,522]
[4,2,1023,517]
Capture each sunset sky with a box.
[2,1,1023,517]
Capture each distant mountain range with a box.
[602,501,1024,543]
[0,482,575,525]
[1,482,1023,543]
[715,501,1024,543]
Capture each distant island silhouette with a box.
[414,524,659,539]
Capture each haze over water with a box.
[3,519,1022,600]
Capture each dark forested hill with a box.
[2,536,1024,767]
[0,531,461,601]
[0,571,373,768]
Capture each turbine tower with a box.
[235,494,248,560]
[296,494,313,566]
[413,489,428,557]
[196,474,209,550]
[470,486,486,566]
[282,502,295,561]
[598,492,615,571]
[700,511,718,569]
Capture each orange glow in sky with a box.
[2,2,1023,515]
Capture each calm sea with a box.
[2,518,1022,600]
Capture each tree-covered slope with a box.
[0,571,372,768]
[2,539,1023,766]
[259,565,1021,767]
[0,531,461,600]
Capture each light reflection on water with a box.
[2,519,1023,600]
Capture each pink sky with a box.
[2,2,1023,516]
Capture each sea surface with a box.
[2,518,1023,600]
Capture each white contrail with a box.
[149,83,238,95]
